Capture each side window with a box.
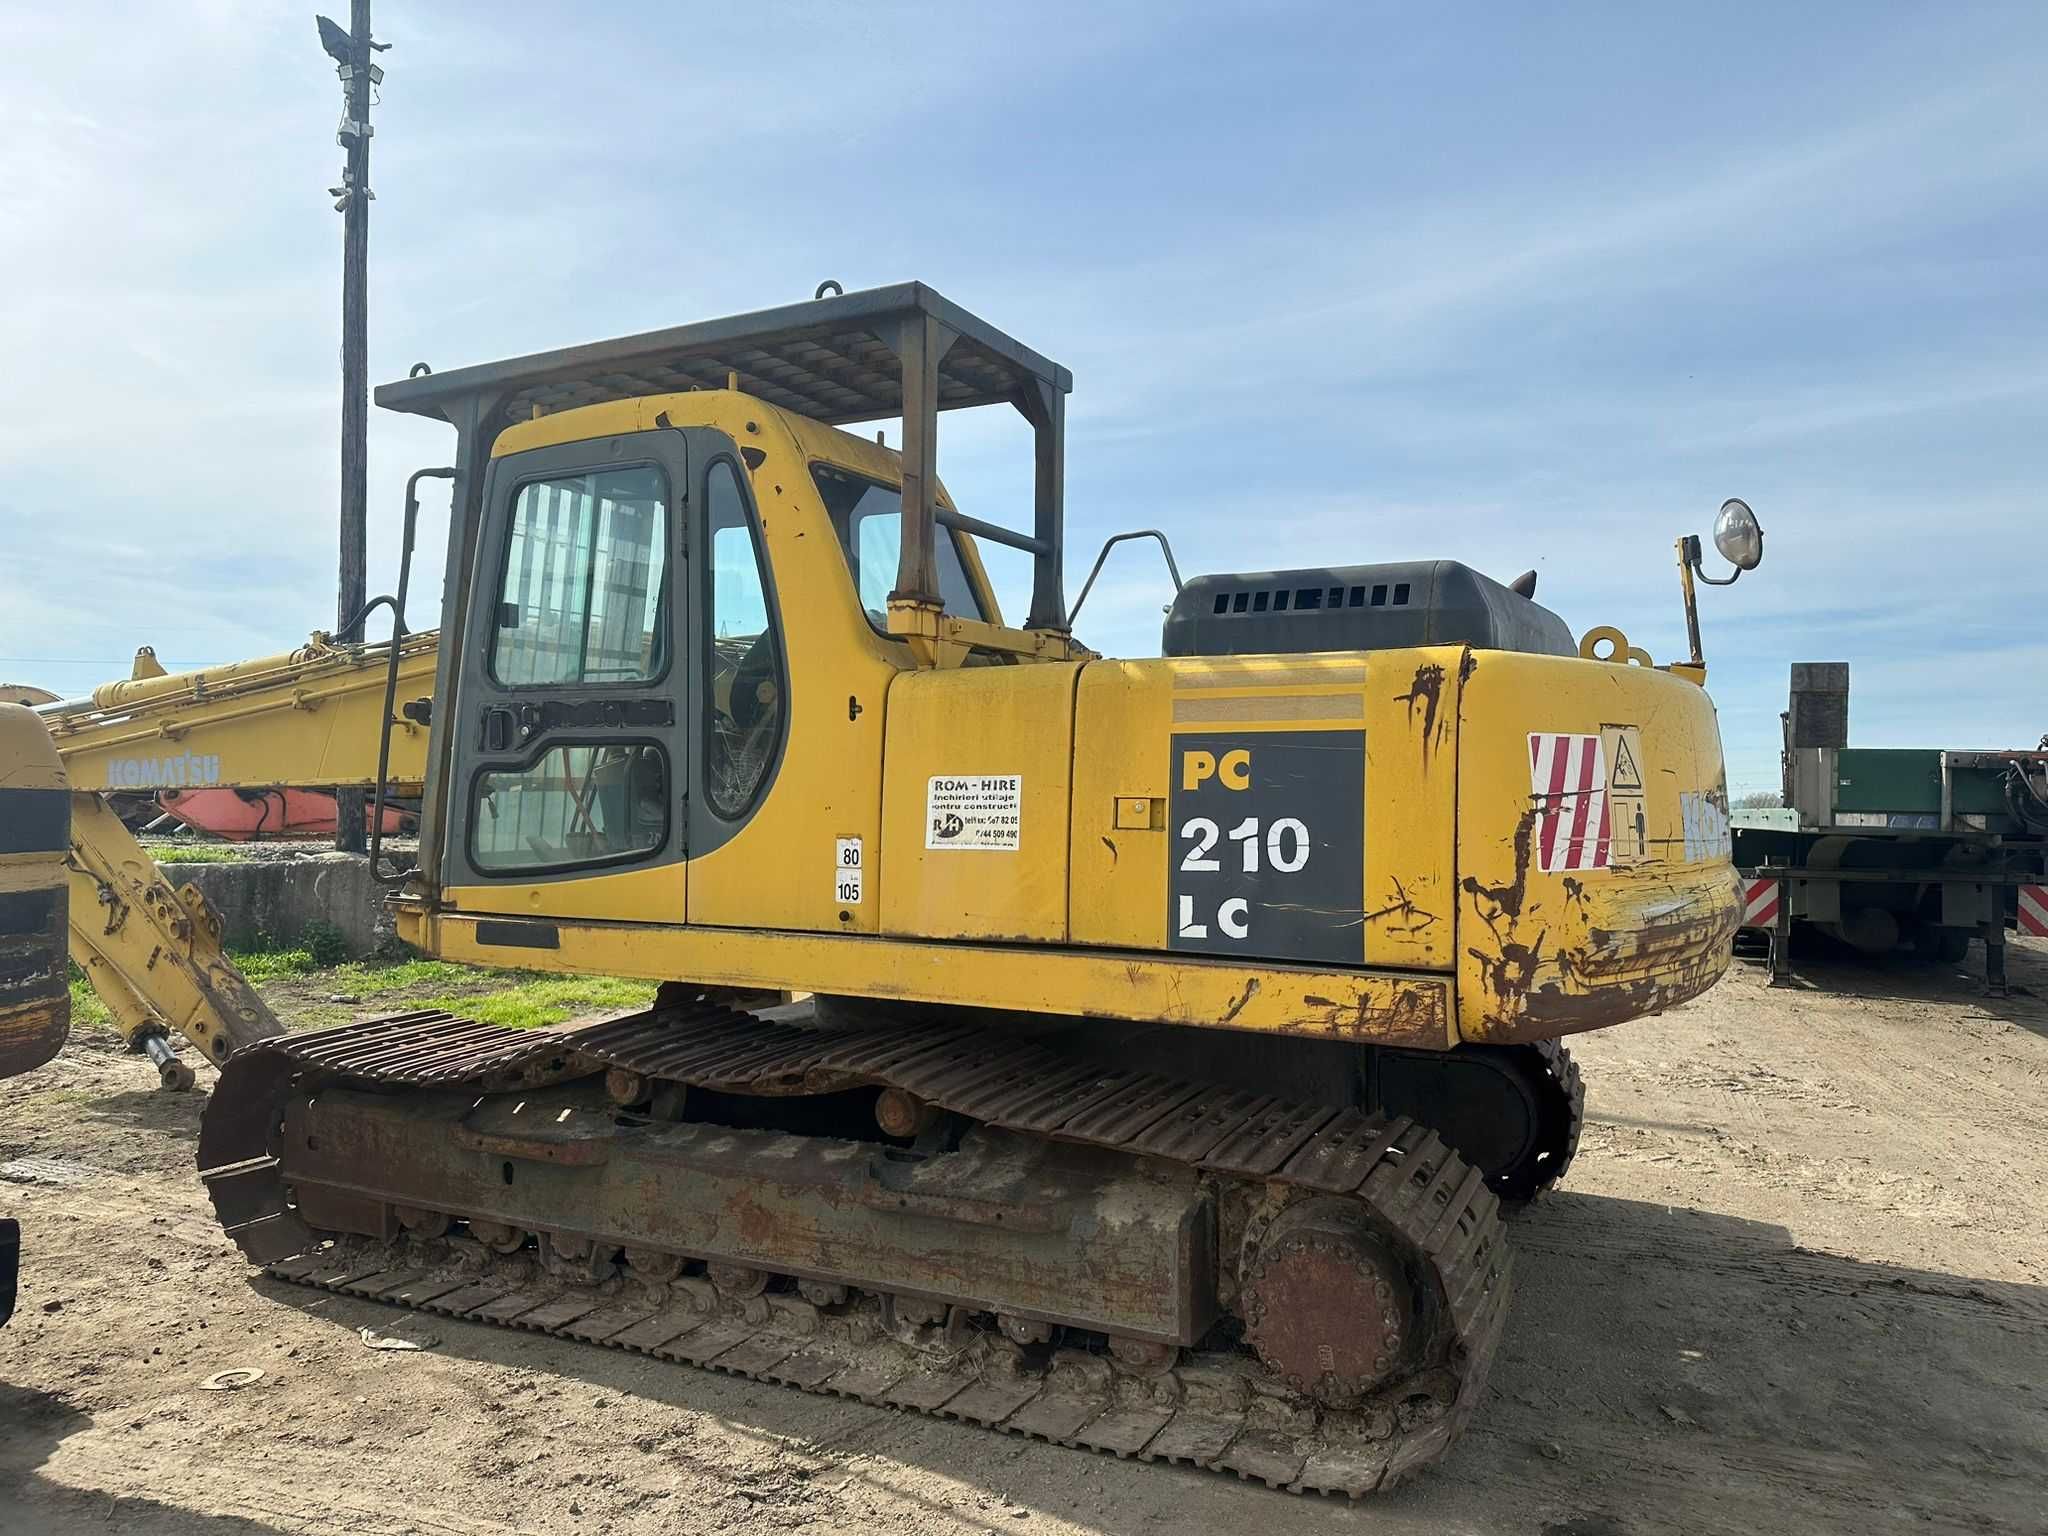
[705,462,782,817]
[491,465,668,686]
[811,464,987,629]
[472,743,667,872]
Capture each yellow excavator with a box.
[22,283,1759,1492]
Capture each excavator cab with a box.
[375,284,1080,938]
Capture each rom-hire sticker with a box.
[926,776,1022,851]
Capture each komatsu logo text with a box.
[105,753,222,789]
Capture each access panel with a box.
[1167,730,1365,965]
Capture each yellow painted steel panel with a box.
[404,906,1453,1050]
[1360,647,1463,972]
[443,862,684,923]
[1070,661,1173,951]
[682,399,902,936]
[1072,653,1458,974]
[1453,651,1738,1045]
[880,662,1082,942]
[1171,693,1365,723]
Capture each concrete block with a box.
[157,852,381,957]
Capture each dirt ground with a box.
[4,940,2046,1536]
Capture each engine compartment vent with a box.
[1162,560,1575,659]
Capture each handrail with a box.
[370,467,454,885]
[1068,529,1184,628]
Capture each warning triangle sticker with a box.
[1610,735,1643,791]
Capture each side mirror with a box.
[1675,495,1765,672]
[1710,498,1764,574]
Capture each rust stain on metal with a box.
[1465,843,1740,1044]
[731,1190,780,1249]
[1243,1198,1416,1404]
[1218,977,1260,1025]
[1361,876,1439,936]
[1466,936,1546,1024]
[1396,662,1449,761]
[1461,806,1539,928]
[1298,985,1443,1046]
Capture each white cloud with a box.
[0,1,2040,810]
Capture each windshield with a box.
[810,464,988,629]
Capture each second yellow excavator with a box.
[33,282,1756,1493]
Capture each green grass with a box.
[310,957,497,996]
[146,844,246,864]
[66,946,656,1040]
[229,946,323,982]
[66,969,112,1031]
[409,974,657,1030]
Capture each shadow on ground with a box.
[1733,927,2048,1035]
[0,1386,286,1535]
[238,1189,2048,1536]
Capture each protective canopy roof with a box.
[374,282,1072,427]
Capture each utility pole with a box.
[318,4,385,853]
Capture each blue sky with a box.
[2,2,2042,794]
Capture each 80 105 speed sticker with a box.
[1167,730,1363,964]
[834,837,864,904]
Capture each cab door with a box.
[439,429,691,921]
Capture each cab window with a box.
[490,466,668,686]
[472,743,667,872]
[810,464,987,630]
[705,461,782,817]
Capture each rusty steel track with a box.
[199,1005,1511,1497]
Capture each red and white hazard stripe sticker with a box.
[1741,876,1781,929]
[1528,732,1610,873]
[2020,885,2048,938]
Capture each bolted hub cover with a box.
[1241,1197,1417,1405]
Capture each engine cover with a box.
[1162,560,1574,658]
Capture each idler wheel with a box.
[1241,1198,1417,1405]
[1108,1337,1179,1376]
[469,1219,528,1254]
[396,1205,451,1239]
[998,1313,1053,1346]
[874,1087,934,1139]
[625,1247,683,1283]
[604,1067,650,1106]
[707,1261,768,1299]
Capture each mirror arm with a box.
[1069,529,1184,628]
[1689,541,1745,589]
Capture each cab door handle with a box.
[481,706,516,753]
